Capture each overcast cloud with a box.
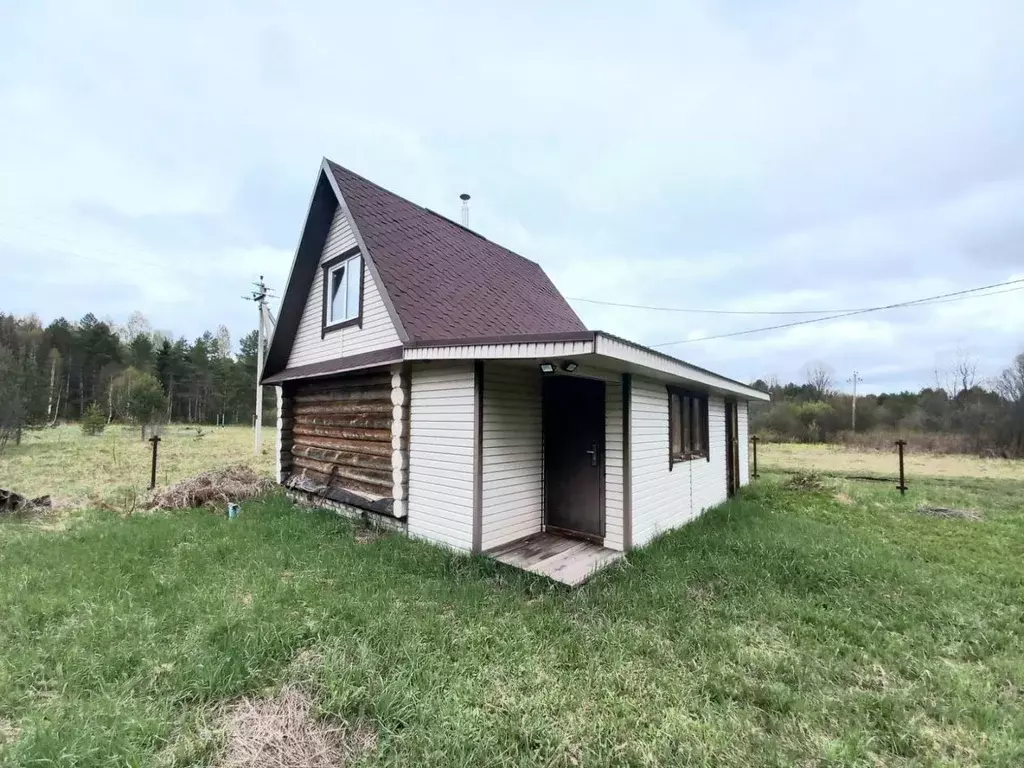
[2,0,1022,393]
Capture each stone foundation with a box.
[286,489,408,533]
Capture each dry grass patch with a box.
[216,687,376,768]
[916,505,983,521]
[0,424,275,509]
[760,442,1024,481]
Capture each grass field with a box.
[2,467,1023,765]
[0,424,275,509]
[759,441,1024,482]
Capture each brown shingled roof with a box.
[327,160,587,343]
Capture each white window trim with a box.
[326,253,361,326]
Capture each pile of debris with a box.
[144,465,274,511]
[0,488,51,516]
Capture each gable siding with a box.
[286,205,400,368]
[407,362,475,551]
[480,363,544,550]
[630,377,727,548]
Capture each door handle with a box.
[586,443,599,467]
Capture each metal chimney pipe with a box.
[460,193,470,227]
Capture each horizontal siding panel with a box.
[407,363,476,551]
[602,378,625,551]
[286,205,401,369]
[738,401,750,486]
[630,377,728,548]
[481,363,544,551]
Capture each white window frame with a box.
[326,253,361,326]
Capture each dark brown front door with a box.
[725,400,740,496]
[543,375,605,540]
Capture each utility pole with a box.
[245,276,275,455]
[847,370,861,431]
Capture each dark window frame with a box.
[320,246,365,338]
[668,385,710,468]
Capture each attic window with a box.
[668,386,709,466]
[324,250,362,328]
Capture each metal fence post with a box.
[895,439,907,495]
[149,435,161,490]
[752,435,759,479]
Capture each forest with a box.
[0,310,272,450]
[750,355,1024,457]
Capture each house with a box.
[262,159,770,585]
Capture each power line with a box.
[570,296,847,315]
[568,277,1024,315]
[651,278,1024,347]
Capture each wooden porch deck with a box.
[487,532,624,586]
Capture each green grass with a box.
[2,476,1023,766]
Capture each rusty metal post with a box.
[149,435,161,490]
[895,439,907,495]
[752,435,759,479]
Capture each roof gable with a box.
[326,160,587,344]
[264,159,588,379]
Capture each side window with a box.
[668,387,709,467]
[323,250,362,328]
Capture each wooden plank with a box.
[292,444,391,471]
[292,401,392,416]
[292,386,391,404]
[489,533,623,586]
[289,460,392,498]
[290,455,392,488]
[292,423,391,442]
[290,413,392,430]
[291,431,391,457]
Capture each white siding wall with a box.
[631,377,728,548]
[287,205,401,368]
[480,364,543,550]
[407,363,476,550]
[738,400,750,486]
[603,377,625,551]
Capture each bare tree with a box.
[118,311,152,344]
[935,347,979,400]
[954,348,978,396]
[996,353,1024,403]
[803,362,836,398]
[214,325,233,359]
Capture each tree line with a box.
[750,353,1024,457]
[0,310,273,449]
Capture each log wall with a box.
[288,369,394,501]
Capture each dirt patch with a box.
[785,472,827,492]
[916,506,983,521]
[145,465,274,511]
[216,687,376,768]
[833,492,854,505]
[0,718,21,745]
[354,525,385,544]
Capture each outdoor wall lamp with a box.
[561,360,579,373]
[539,361,556,374]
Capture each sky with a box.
[2,0,1022,394]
